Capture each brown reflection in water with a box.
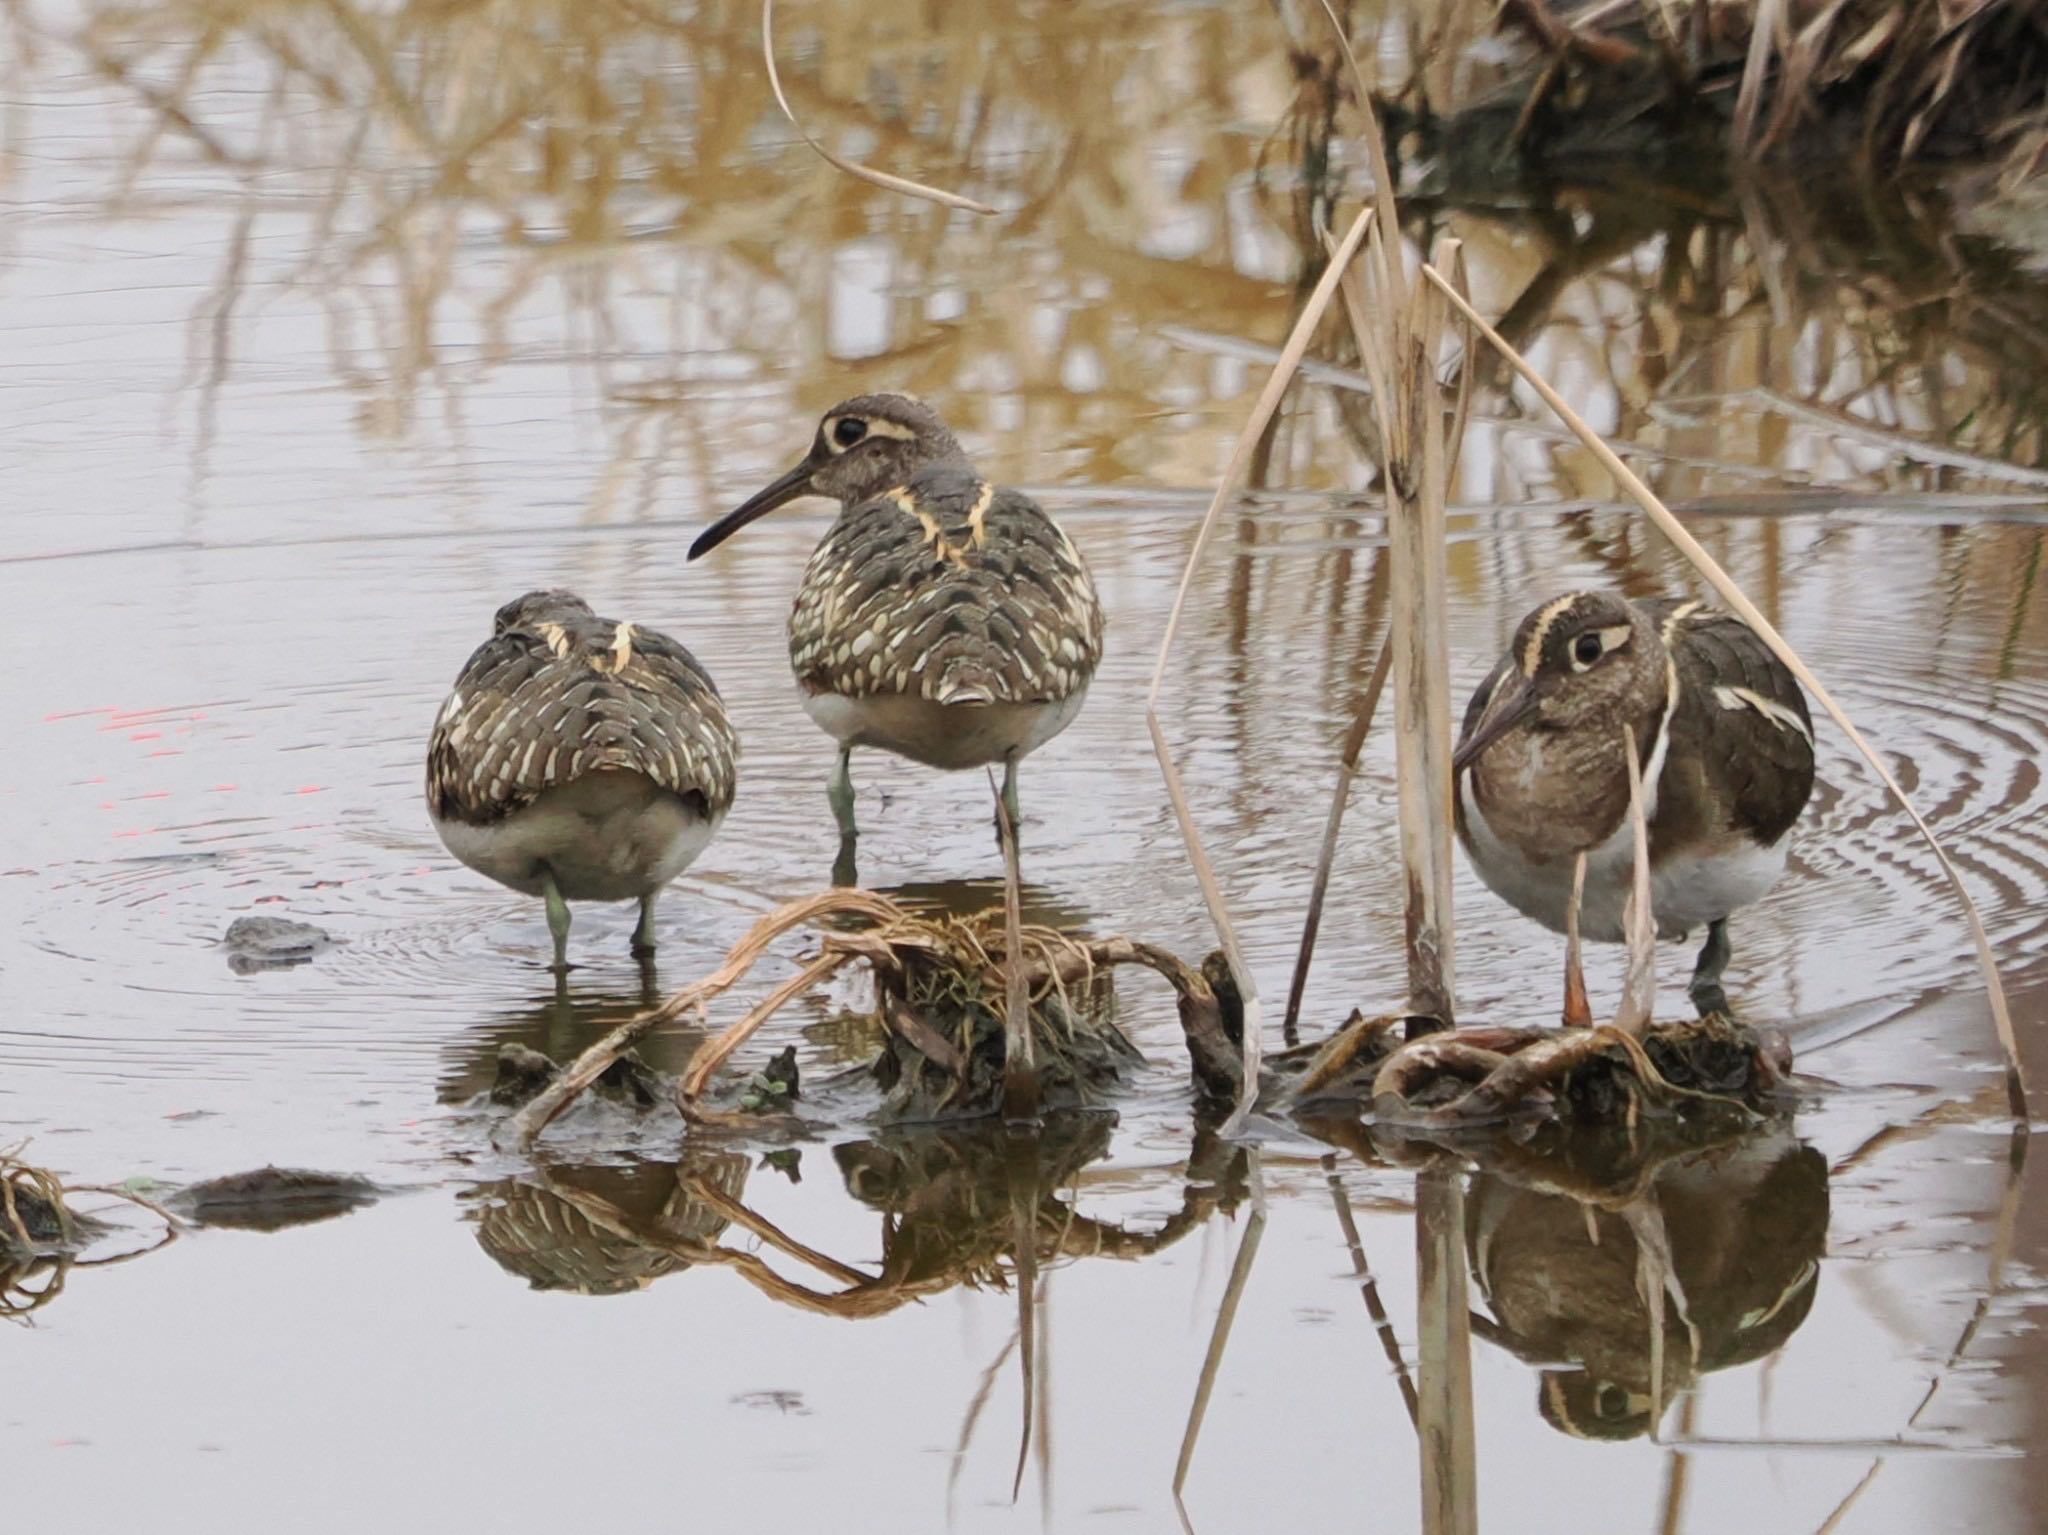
[468,1152,752,1295]
[436,968,683,1105]
[459,1116,1249,1309]
[1464,1127,1827,1442]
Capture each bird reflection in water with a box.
[1462,1125,1828,1439]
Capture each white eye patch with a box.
[1568,623,1633,671]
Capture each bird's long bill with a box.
[687,459,816,561]
[1451,676,1539,774]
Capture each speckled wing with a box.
[1645,601,1814,851]
[788,466,1103,706]
[427,619,738,827]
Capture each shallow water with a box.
[4,2,2048,1530]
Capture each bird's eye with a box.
[1572,631,1604,667]
[833,416,868,448]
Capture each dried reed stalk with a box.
[1146,198,1380,1132]
[680,950,852,1104]
[1422,264,2030,1120]
[1613,721,1657,1034]
[1283,635,1392,1039]
[1317,15,1473,1023]
[507,888,898,1145]
[761,0,996,215]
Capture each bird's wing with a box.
[1651,601,1815,848]
[427,620,737,825]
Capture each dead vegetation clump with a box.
[1403,0,2048,180]
[503,889,1246,1148]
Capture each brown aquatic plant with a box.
[504,887,1244,1147]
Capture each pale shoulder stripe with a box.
[1714,684,1813,744]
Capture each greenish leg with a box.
[542,868,572,973]
[632,892,659,957]
[1000,754,1022,841]
[1688,917,1732,1019]
[828,744,858,842]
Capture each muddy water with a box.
[4,3,2047,1530]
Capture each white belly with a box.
[433,770,721,903]
[1459,774,1789,943]
[801,687,1088,770]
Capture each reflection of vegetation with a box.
[461,1118,1249,1311]
[21,0,1323,493]
[15,0,2046,519]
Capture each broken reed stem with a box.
[680,950,852,1104]
[1614,721,1657,1035]
[1339,217,1466,1022]
[760,0,996,215]
[1147,199,1380,1133]
[1284,634,1393,1041]
[995,775,1039,1122]
[1173,1146,1266,1497]
[508,887,897,1145]
[1733,0,1788,153]
[1421,262,2028,1120]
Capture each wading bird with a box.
[427,590,737,970]
[1453,591,1814,1020]
[688,394,1101,861]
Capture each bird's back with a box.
[428,607,737,827]
[789,465,1103,708]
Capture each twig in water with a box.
[680,950,851,1104]
[761,0,996,216]
[949,1329,1020,1520]
[508,888,896,1145]
[1173,1147,1266,1501]
[1323,1154,1419,1427]
[1422,263,2029,1120]
[1284,634,1392,1041]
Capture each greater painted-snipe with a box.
[427,590,738,970]
[687,393,1103,852]
[1453,591,1815,1018]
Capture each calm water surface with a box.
[3,2,2047,1530]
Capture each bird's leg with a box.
[827,744,859,842]
[1562,851,1592,1028]
[541,868,572,974]
[631,892,659,957]
[995,752,1022,844]
[1688,917,1732,1020]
